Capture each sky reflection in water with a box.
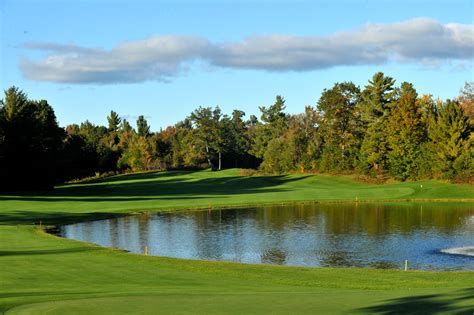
[60,203,474,270]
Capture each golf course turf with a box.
[1,169,473,314]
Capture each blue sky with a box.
[1,0,473,130]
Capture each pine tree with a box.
[250,95,289,160]
[136,115,150,137]
[386,82,426,179]
[317,82,361,171]
[0,87,64,190]
[428,100,472,178]
[458,81,474,122]
[358,72,396,174]
[107,110,121,132]
[189,106,223,170]
[120,119,133,133]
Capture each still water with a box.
[59,203,474,270]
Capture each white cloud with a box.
[20,18,473,84]
[212,18,473,70]
[21,36,212,83]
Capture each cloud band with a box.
[20,18,474,84]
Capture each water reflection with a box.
[261,248,287,265]
[60,203,474,270]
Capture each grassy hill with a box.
[0,170,473,314]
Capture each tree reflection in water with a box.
[60,202,474,270]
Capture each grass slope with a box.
[0,170,473,314]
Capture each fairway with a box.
[1,170,473,314]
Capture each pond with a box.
[58,203,474,270]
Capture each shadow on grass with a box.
[0,211,128,226]
[0,196,219,203]
[0,291,106,314]
[0,174,305,200]
[0,291,102,299]
[0,172,310,225]
[0,247,101,257]
[357,288,474,314]
[62,170,197,185]
[0,172,308,200]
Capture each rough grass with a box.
[0,170,473,314]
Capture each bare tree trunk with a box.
[206,145,214,170]
[218,152,222,171]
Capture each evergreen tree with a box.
[428,100,472,178]
[120,119,133,133]
[60,133,98,180]
[250,95,289,160]
[230,110,249,155]
[0,87,64,190]
[1,75,472,184]
[137,115,150,137]
[358,72,396,174]
[261,108,321,173]
[386,83,426,179]
[190,106,223,170]
[296,106,322,171]
[107,110,121,132]
[317,82,361,171]
[458,81,474,122]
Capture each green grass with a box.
[0,170,473,314]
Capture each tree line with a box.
[0,72,472,190]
